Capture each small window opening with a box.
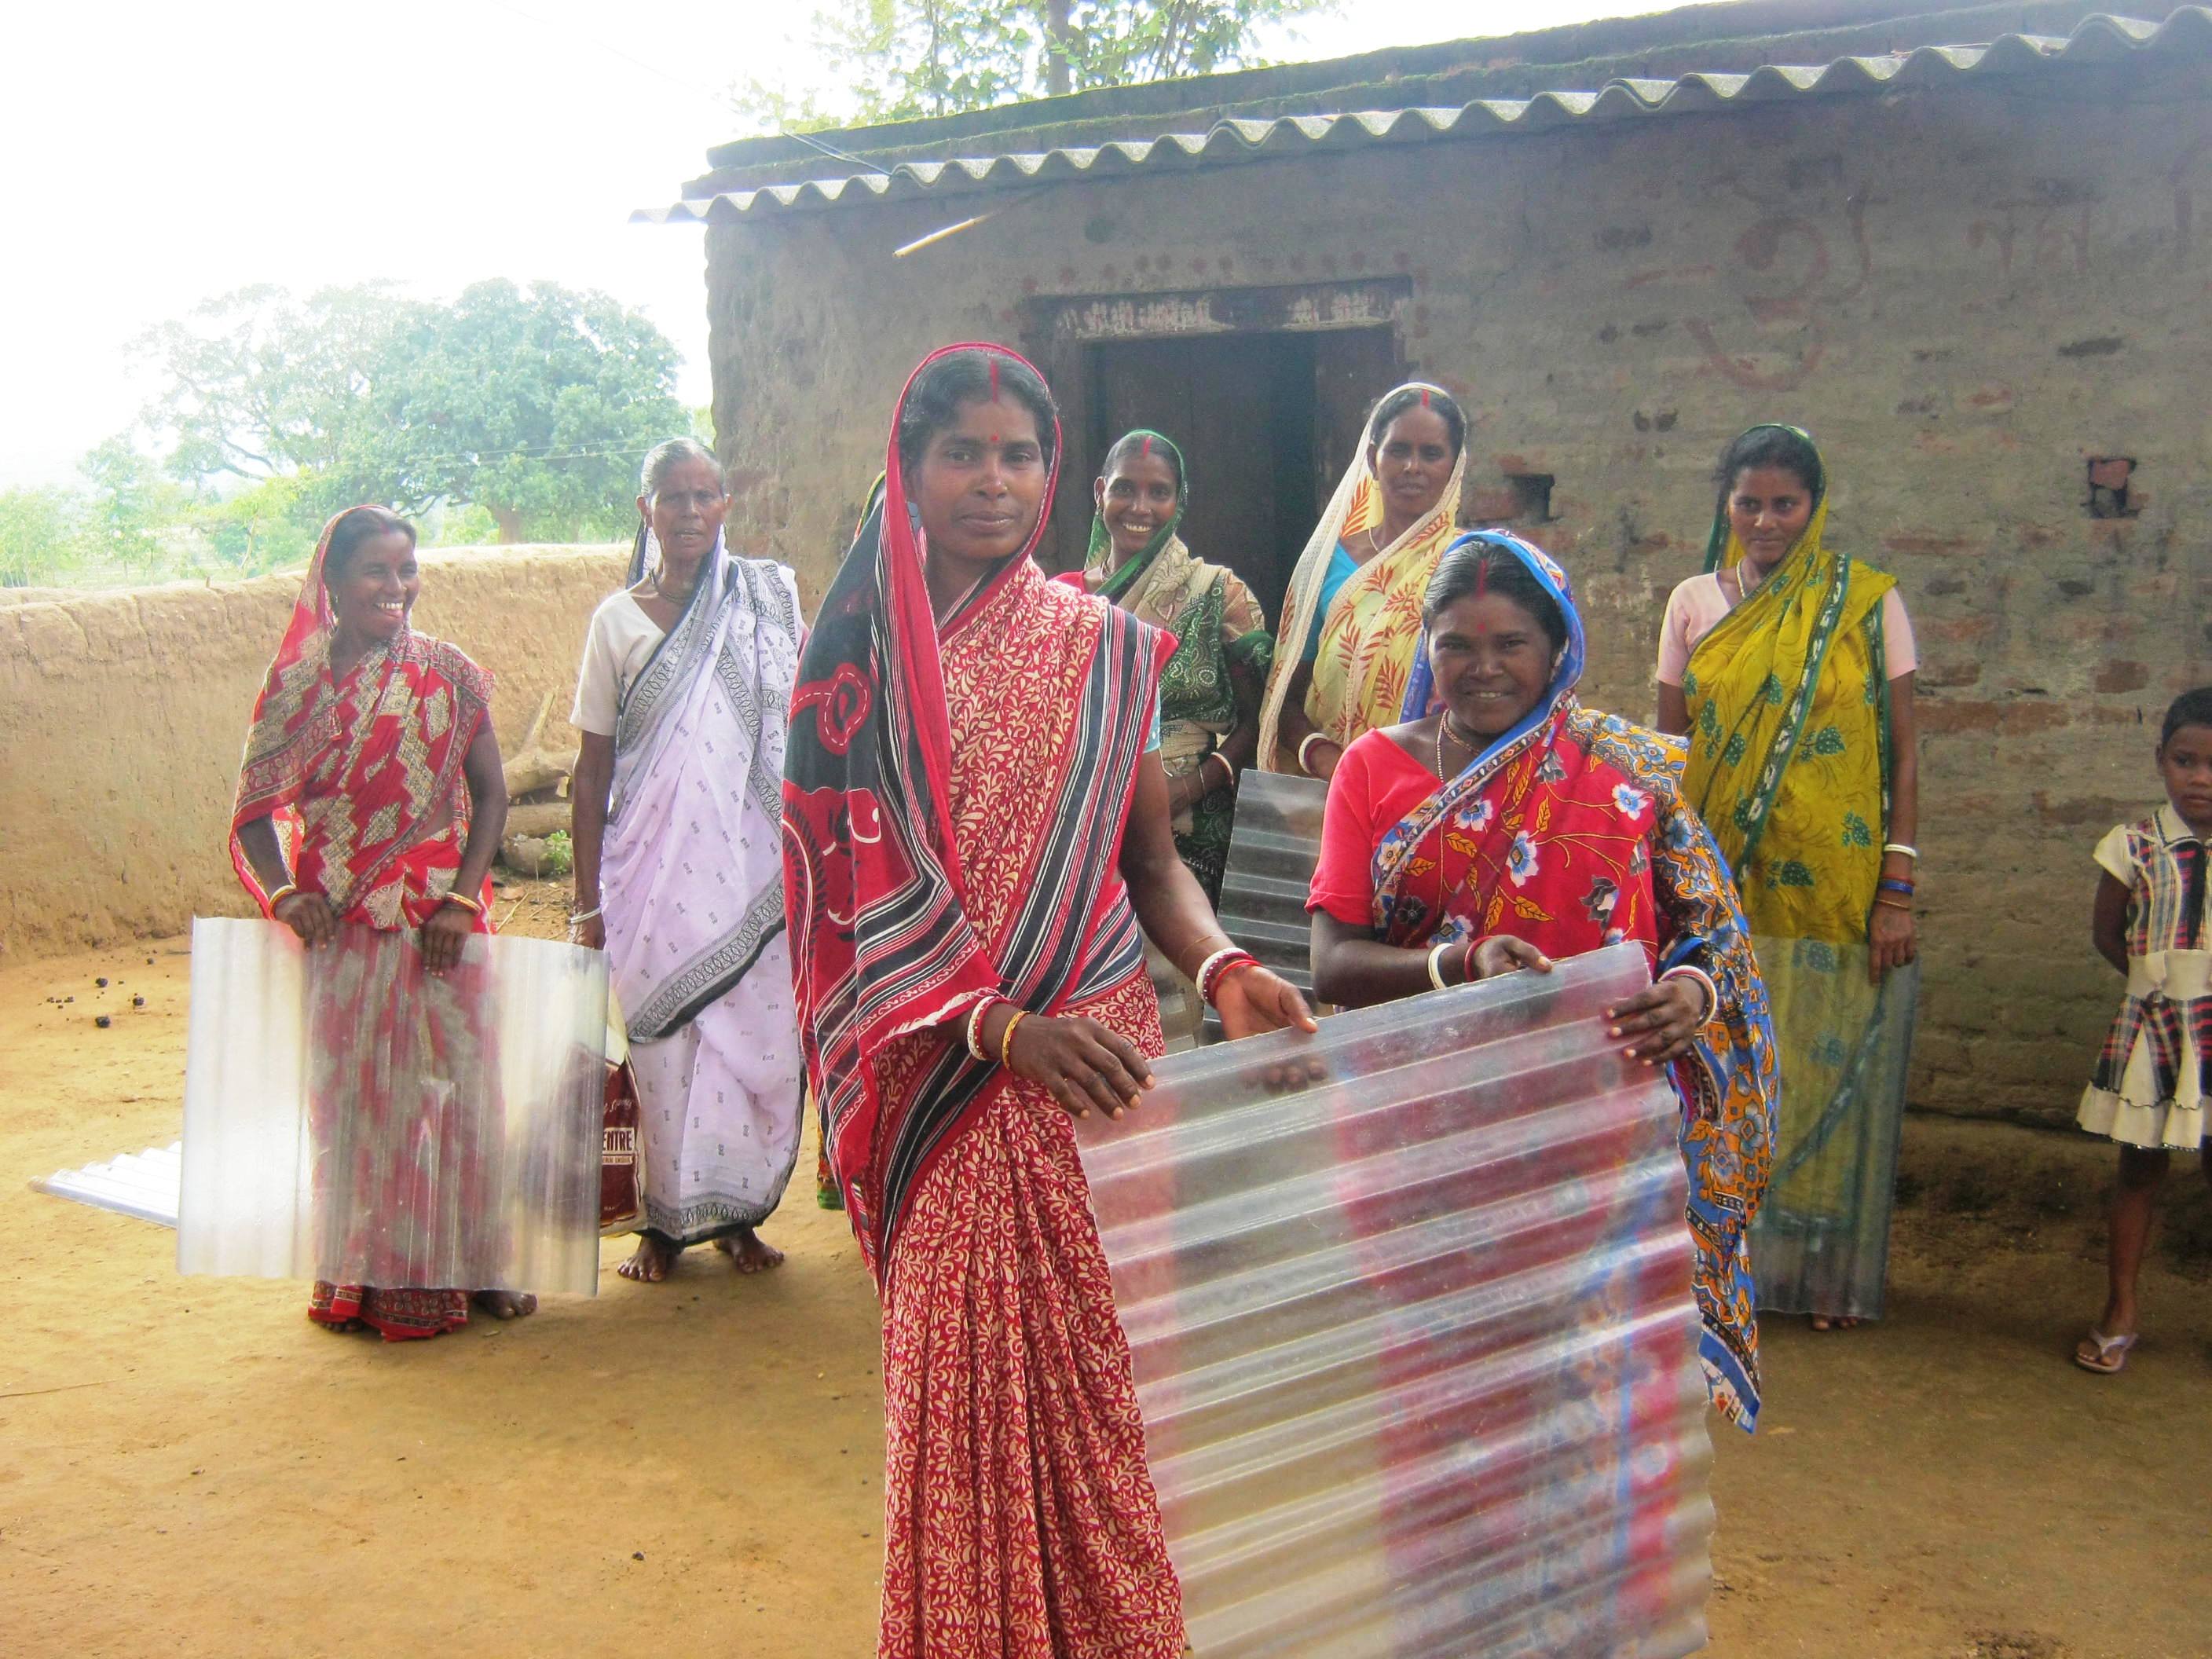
[1507,473,1555,523]
[2086,456,2137,519]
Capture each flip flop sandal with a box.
[2074,1329,2138,1374]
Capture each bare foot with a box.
[1810,1314,1862,1331]
[715,1227,784,1274]
[471,1291,537,1320]
[617,1233,679,1283]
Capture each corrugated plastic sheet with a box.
[32,1143,182,1227]
[1215,769,1328,1000]
[636,9,2210,222]
[1079,942,1712,1657]
[178,918,607,1297]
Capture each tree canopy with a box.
[738,0,1336,128]
[137,279,686,544]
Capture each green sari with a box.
[1679,427,1917,1321]
[1083,431,1274,903]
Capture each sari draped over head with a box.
[228,507,496,1340]
[1680,427,1917,1321]
[600,527,805,1241]
[1257,381,1468,767]
[1082,429,1275,901]
[783,345,1184,1657]
[229,508,494,932]
[1372,531,1778,1431]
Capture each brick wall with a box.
[706,70,2212,1126]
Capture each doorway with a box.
[1028,290,1406,623]
[1082,332,1315,621]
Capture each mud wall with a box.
[705,69,2212,1125]
[0,545,627,957]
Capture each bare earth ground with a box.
[4,893,2208,1659]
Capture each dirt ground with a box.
[5,893,2209,1659]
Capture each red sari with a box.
[785,346,1183,1657]
[230,511,496,1341]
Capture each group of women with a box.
[227,342,1923,1655]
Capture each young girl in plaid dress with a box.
[2075,687,2212,1373]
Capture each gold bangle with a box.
[266,882,299,909]
[1873,895,1914,913]
[442,890,483,916]
[998,1009,1030,1070]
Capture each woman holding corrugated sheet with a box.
[783,343,1313,1657]
[229,504,522,1339]
[1309,530,1778,1432]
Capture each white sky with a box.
[0,0,1673,490]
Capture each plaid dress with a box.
[2080,806,2212,1149]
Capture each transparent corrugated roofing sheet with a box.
[32,1142,182,1226]
[639,9,2210,221]
[177,918,606,1297]
[1081,943,1712,1657]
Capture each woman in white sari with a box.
[569,438,806,1281]
[1257,383,1469,782]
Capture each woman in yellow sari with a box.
[1656,424,1921,1329]
[1258,383,1467,781]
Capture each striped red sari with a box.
[784,346,1183,1657]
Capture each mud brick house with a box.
[641,0,2212,1120]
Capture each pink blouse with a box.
[1656,568,1917,687]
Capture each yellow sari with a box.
[1256,384,1467,767]
[1680,428,1917,1322]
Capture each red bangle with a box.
[1197,947,1260,1006]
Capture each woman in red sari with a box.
[1309,530,1778,1433]
[783,345,1313,1657]
[230,505,521,1339]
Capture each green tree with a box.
[79,438,178,574]
[365,280,685,543]
[739,0,1337,126]
[0,487,83,588]
[137,279,686,544]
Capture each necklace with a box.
[648,564,696,608]
[1434,712,1480,778]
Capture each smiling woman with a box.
[1307,530,1779,1434]
[228,504,518,1339]
[1069,429,1275,903]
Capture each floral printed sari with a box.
[1369,531,1778,1430]
[783,346,1184,1657]
[1257,382,1468,767]
[229,509,496,1339]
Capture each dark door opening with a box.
[1049,324,1402,626]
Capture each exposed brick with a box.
[1883,533,1974,558]
[2094,661,2150,693]
[1919,700,2071,734]
[1918,659,1983,687]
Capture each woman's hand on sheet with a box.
[1606,976,1707,1067]
[1867,903,1916,984]
[1214,966,1318,1042]
[419,901,475,976]
[1470,936,1552,980]
[1002,1012,1155,1121]
[571,913,606,951]
[273,891,338,950]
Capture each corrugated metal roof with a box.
[636,7,2210,224]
